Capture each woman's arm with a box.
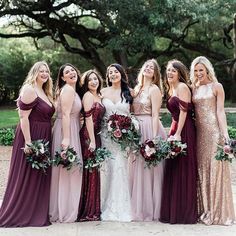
[60,85,75,148]
[215,83,229,141]
[150,86,162,138]
[83,92,96,151]
[19,85,37,151]
[173,84,191,141]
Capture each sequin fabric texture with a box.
[192,83,235,225]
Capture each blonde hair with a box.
[190,56,218,88]
[21,61,53,102]
[134,59,162,95]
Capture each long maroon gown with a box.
[159,96,198,224]
[0,97,54,227]
[78,102,105,221]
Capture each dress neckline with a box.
[103,97,122,105]
[37,96,53,108]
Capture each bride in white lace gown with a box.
[100,63,133,222]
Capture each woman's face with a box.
[36,65,49,85]
[88,73,99,92]
[108,66,121,84]
[62,65,78,85]
[194,63,208,84]
[142,61,154,79]
[166,63,179,85]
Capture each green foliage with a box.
[0,127,15,146]
[84,147,112,172]
[0,108,18,128]
[228,126,236,139]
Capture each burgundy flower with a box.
[224,145,231,154]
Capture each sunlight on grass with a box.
[0,109,19,128]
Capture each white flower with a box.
[107,120,113,132]
[145,145,156,157]
[38,143,45,154]
[132,118,139,131]
[121,129,127,133]
[68,155,76,162]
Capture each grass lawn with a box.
[0,108,19,128]
[161,112,236,128]
[0,107,235,129]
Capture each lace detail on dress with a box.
[100,98,132,222]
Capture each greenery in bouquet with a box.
[140,137,187,168]
[53,146,81,170]
[166,140,187,159]
[215,139,236,163]
[140,137,169,168]
[84,147,112,172]
[24,139,51,174]
[107,113,141,152]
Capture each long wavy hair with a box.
[54,63,82,99]
[106,63,133,104]
[134,59,162,96]
[190,56,218,88]
[21,61,53,102]
[80,69,103,98]
[163,59,191,99]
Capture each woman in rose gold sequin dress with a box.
[191,56,235,225]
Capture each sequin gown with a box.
[0,97,54,227]
[129,87,166,221]
[49,93,83,223]
[78,102,105,221]
[160,96,198,224]
[192,83,235,225]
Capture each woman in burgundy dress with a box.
[78,70,105,221]
[159,60,198,224]
[0,61,54,227]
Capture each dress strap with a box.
[17,97,38,110]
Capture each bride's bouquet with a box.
[107,113,141,152]
[84,147,112,172]
[53,146,81,170]
[139,137,187,168]
[215,139,236,163]
[23,139,51,174]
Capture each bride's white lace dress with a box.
[100,98,132,222]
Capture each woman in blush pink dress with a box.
[0,61,54,227]
[78,70,105,221]
[160,59,198,224]
[49,63,83,223]
[129,59,166,221]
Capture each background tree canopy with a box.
[0,0,236,103]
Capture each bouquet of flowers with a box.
[107,113,141,152]
[24,139,51,174]
[53,146,81,170]
[215,139,236,163]
[140,137,187,168]
[166,140,187,159]
[84,147,112,172]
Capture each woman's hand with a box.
[61,138,69,150]
[167,134,181,141]
[88,141,96,152]
[173,133,181,141]
[23,142,32,154]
